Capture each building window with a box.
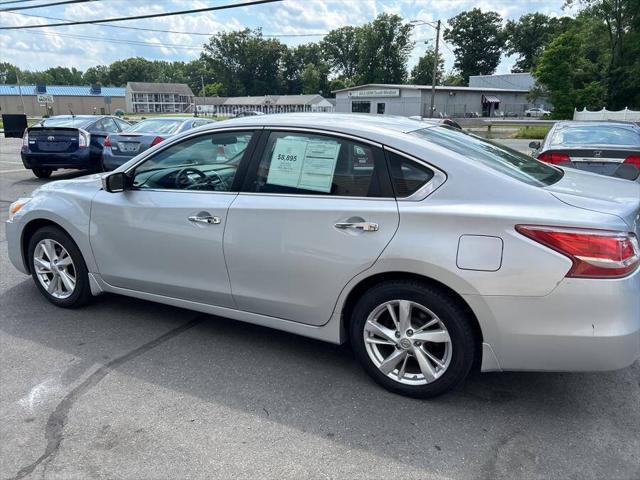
[352,101,371,113]
[377,103,386,114]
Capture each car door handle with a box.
[188,214,220,225]
[334,222,379,232]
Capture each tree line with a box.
[0,0,638,118]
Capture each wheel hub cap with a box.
[363,299,452,386]
[33,239,76,299]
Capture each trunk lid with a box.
[108,133,159,156]
[28,127,80,153]
[546,168,640,232]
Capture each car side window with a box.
[95,117,119,133]
[248,131,388,197]
[386,151,435,198]
[132,131,254,192]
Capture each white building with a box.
[333,83,532,118]
[194,94,334,116]
[126,82,194,114]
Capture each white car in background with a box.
[524,107,551,118]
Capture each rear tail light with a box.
[516,225,640,278]
[537,152,570,165]
[21,129,29,151]
[623,155,640,168]
[78,129,90,148]
[103,136,111,148]
[150,136,165,146]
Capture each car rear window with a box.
[410,126,564,186]
[550,125,640,146]
[39,116,95,128]
[127,119,183,134]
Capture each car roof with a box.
[208,113,429,134]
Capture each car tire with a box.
[349,280,476,398]
[32,168,52,179]
[27,226,92,308]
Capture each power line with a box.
[0,0,283,30]
[0,0,97,12]
[26,29,204,50]
[3,10,328,37]
[0,0,48,5]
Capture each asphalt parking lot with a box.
[1,136,639,480]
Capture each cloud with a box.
[1,0,571,75]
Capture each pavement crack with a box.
[6,317,204,480]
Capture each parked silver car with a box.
[530,121,640,181]
[6,114,640,398]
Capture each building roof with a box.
[469,73,535,90]
[220,94,332,106]
[194,96,227,105]
[331,83,529,94]
[126,82,194,96]
[0,84,125,97]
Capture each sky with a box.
[0,0,578,77]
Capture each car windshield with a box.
[127,119,184,134]
[410,126,564,186]
[39,116,95,128]
[550,125,640,146]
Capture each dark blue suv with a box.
[21,115,131,178]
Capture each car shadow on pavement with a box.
[1,279,639,479]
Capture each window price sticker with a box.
[267,137,341,192]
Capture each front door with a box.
[90,129,258,307]
[224,129,399,326]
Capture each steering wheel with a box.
[175,167,209,189]
[174,167,227,190]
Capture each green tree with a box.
[444,9,505,82]
[535,17,609,118]
[356,13,414,84]
[107,57,157,86]
[203,82,224,96]
[82,65,110,85]
[0,63,19,84]
[566,0,640,108]
[201,29,284,96]
[301,64,321,94]
[504,13,571,72]
[410,48,444,85]
[321,26,360,81]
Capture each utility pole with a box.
[16,68,26,114]
[429,20,441,118]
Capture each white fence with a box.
[573,107,640,122]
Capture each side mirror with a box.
[102,172,127,193]
[614,164,640,182]
[528,141,541,149]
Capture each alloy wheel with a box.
[33,239,77,299]
[363,299,452,385]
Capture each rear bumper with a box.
[467,269,640,372]
[21,148,96,170]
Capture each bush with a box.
[513,126,551,139]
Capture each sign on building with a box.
[37,94,54,104]
[348,89,400,98]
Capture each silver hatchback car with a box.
[7,114,640,398]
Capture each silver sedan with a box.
[6,114,640,398]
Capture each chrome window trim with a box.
[237,192,396,202]
[384,146,447,202]
[262,127,383,148]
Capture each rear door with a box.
[224,129,399,326]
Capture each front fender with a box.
[13,190,98,273]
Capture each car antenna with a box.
[69,109,75,126]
